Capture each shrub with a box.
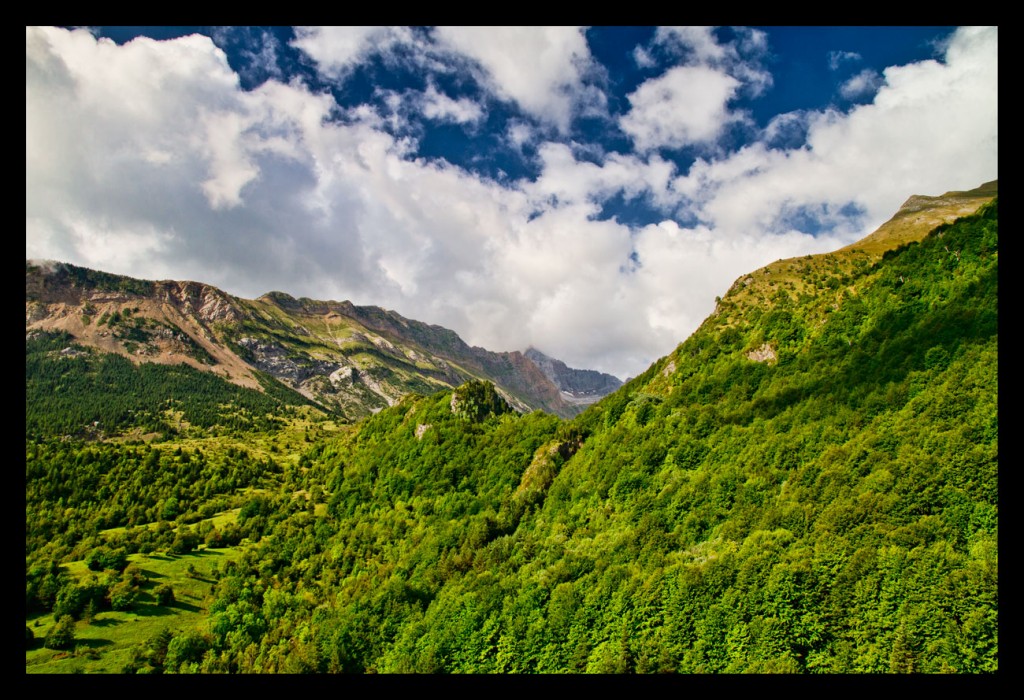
[44,615,76,650]
[154,584,175,607]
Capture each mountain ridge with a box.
[26,183,997,673]
[25,261,591,421]
[524,347,623,406]
[24,180,996,428]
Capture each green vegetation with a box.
[26,547,243,673]
[26,202,997,673]
[26,333,316,438]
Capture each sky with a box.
[26,26,997,380]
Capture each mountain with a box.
[26,182,997,674]
[25,262,584,428]
[839,179,997,256]
[524,347,622,406]
[714,180,997,329]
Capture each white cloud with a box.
[839,68,884,100]
[653,25,772,97]
[762,111,811,149]
[620,25,774,153]
[630,218,819,336]
[420,85,484,125]
[620,65,741,151]
[633,45,656,69]
[828,50,862,71]
[212,27,285,85]
[671,26,997,248]
[654,26,727,63]
[25,26,998,381]
[506,121,535,150]
[293,27,605,134]
[290,26,407,77]
[198,110,260,209]
[523,142,675,214]
[431,26,597,133]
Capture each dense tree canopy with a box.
[26,202,997,673]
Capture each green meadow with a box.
[27,545,244,674]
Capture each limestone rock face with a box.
[746,343,777,364]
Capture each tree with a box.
[161,496,181,521]
[165,630,210,671]
[45,614,76,650]
[169,529,200,555]
[86,546,129,572]
[108,579,139,611]
[82,598,98,623]
[52,582,86,620]
[155,584,175,607]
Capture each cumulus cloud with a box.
[431,26,598,133]
[523,143,675,214]
[291,26,378,74]
[292,26,604,134]
[671,26,997,249]
[27,27,373,295]
[619,25,773,153]
[620,65,741,151]
[26,26,998,380]
[420,84,484,125]
[839,68,884,100]
[211,27,285,86]
[291,26,419,78]
[762,111,812,150]
[506,121,536,150]
[654,26,728,63]
[633,45,656,69]
[653,25,772,97]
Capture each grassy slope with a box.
[26,547,243,674]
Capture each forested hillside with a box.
[26,200,997,673]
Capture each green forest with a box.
[26,201,997,673]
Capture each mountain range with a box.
[26,262,623,425]
[26,180,997,674]
[25,180,994,432]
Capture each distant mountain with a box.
[25,262,584,431]
[523,347,622,406]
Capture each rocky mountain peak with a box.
[523,347,623,406]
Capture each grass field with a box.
[26,546,243,674]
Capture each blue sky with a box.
[26,26,997,379]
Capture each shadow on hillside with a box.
[169,600,202,613]
[128,603,174,618]
[90,617,125,628]
[75,636,113,650]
